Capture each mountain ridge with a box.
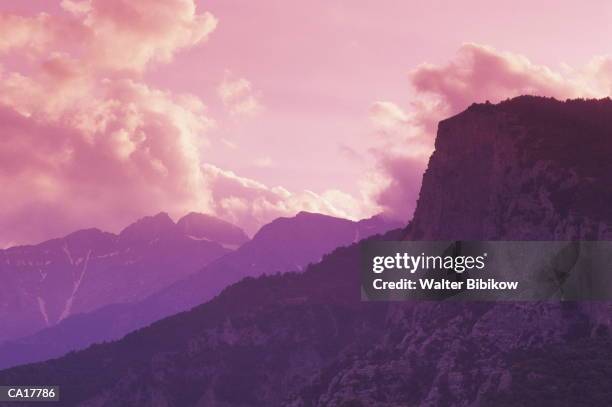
[0,211,400,370]
[0,212,246,342]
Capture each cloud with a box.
[0,0,217,73]
[408,43,586,131]
[201,164,366,234]
[0,2,276,246]
[373,155,426,221]
[9,8,612,249]
[0,1,375,247]
[0,77,214,247]
[369,43,612,222]
[61,0,218,72]
[217,72,263,117]
[369,101,409,131]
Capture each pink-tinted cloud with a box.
[369,101,409,132]
[0,1,375,247]
[0,12,85,55]
[374,155,425,221]
[0,2,218,246]
[413,44,573,111]
[0,77,212,247]
[0,0,217,73]
[61,0,217,72]
[217,71,263,117]
[5,0,612,248]
[202,164,364,234]
[370,43,612,222]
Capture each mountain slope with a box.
[3,97,612,406]
[0,212,241,342]
[0,212,400,370]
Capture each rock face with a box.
[0,212,240,342]
[2,96,612,406]
[409,96,612,240]
[0,212,399,370]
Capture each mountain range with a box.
[0,212,246,343]
[0,212,399,370]
[2,96,612,406]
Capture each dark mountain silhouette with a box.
[408,96,612,240]
[0,212,400,370]
[0,212,241,342]
[3,96,612,406]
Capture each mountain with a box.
[0,212,242,342]
[0,212,400,370]
[176,212,250,249]
[142,212,400,316]
[3,96,612,406]
[407,96,612,240]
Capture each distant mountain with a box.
[0,212,400,370]
[144,211,400,315]
[176,212,249,249]
[0,212,244,342]
[6,97,612,406]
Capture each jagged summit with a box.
[177,212,249,247]
[117,212,250,247]
[118,212,176,242]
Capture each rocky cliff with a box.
[2,96,612,406]
[408,96,612,240]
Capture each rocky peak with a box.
[118,212,176,243]
[176,212,249,247]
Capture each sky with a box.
[1,0,612,247]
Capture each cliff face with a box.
[360,96,612,406]
[2,97,612,407]
[408,96,612,240]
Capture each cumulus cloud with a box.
[61,0,218,72]
[0,13,78,54]
[0,76,214,246]
[370,43,612,222]
[217,72,263,117]
[0,0,222,247]
[408,43,591,133]
[9,8,612,249]
[0,2,374,247]
[0,1,217,73]
[201,164,365,234]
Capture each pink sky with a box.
[1,0,612,247]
